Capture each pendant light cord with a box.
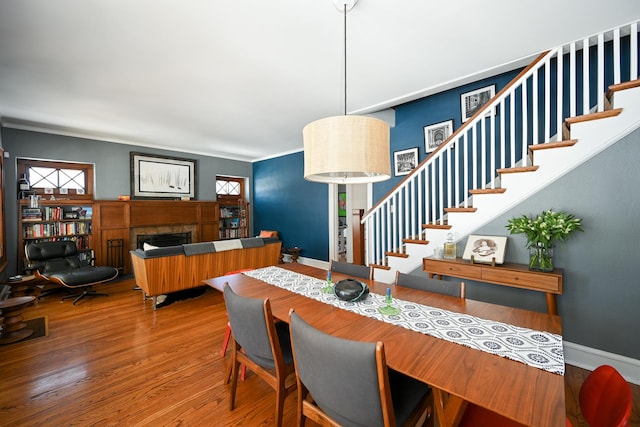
[343,4,347,116]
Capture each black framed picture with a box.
[394,148,418,176]
[461,85,496,122]
[424,119,454,153]
[130,152,197,199]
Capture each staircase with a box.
[364,20,640,283]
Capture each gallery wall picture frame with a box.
[130,152,197,199]
[461,85,496,122]
[462,234,508,264]
[394,147,418,176]
[424,119,454,153]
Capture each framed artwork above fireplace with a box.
[130,152,197,200]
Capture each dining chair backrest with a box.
[289,310,431,427]
[395,272,465,299]
[223,284,285,369]
[579,365,632,427]
[329,260,373,280]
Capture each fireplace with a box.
[136,231,192,249]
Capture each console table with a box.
[423,257,562,315]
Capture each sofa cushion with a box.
[132,245,185,259]
[49,266,119,288]
[262,237,281,245]
[241,237,265,248]
[213,239,243,252]
[183,242,216,256]
[259,230,278,238]
[143,242,159,251]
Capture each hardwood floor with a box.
[1,277,638,426]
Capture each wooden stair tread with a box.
[468,188,507,195]
[385,251,409,258]
[423,223,451,230]
[529,139,577,151]
[403,238,429,245]
[444,207,477,213]
[371,264,391,271]
[565,108,623,128]
[607,78,640,96]
[497,166,539,174]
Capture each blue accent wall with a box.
[253,151,329,261]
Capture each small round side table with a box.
[0,296,36,345]
[2,275,47,298]
[287,247,302,263]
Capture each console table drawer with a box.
[423,259,482,280]
[481,269,561,293]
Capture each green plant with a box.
[506,209,583,248]
[506,209,583,270]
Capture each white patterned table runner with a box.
[244,266,564,375]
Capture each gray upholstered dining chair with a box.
[394,271,465,299]
[222,284,296,427]
[288,310,432,427]
[329,260,373,280]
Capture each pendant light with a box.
[303,0,391,184]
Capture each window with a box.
[17,159,94,199]
[216,176,245,201]
[216,178,242,196]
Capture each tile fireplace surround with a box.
[131,226,197,251]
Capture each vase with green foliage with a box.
[506,209,583,271]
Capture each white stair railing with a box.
[363,20,640,267]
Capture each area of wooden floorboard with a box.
[1,277,637,426]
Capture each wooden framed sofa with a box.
[130,237,281,309]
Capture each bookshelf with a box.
[18,200,95,273]
[218,199,249,240]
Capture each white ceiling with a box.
[1,1,639,162]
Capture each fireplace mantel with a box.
[92,200,219,274]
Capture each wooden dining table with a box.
[203,263,565,426]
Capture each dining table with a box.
[203,263,565,426]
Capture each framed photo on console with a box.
[462,234,507,264]
[130,152,197,199]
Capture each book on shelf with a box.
[22,208,43,221]
[23,221,92,238]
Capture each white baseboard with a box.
[296,257,329,270]
[564,341,640,385]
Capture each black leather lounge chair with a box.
[25,241,119,305]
